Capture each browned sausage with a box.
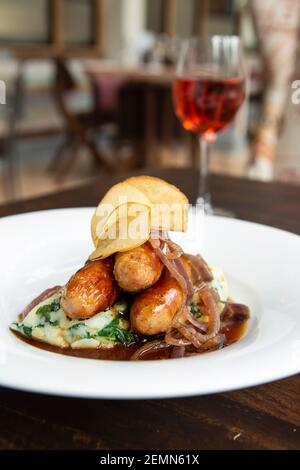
[114,242,163,292]
[130,270,183,336]
[61,259,119,320]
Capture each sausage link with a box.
[61,259,119,319]
[130,270,183,336]
[114,242,163,292]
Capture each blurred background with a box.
[0,0,300,205]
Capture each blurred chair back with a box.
[52,57,81,135]
[50,57,116,179]
[54,57,75,92]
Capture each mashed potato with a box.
[11,289,133,349]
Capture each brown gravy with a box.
[12,320,247,361]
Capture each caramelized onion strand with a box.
[130,339,171,360]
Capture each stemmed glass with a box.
[173,36,246,213]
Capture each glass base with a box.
[195,196,235,218]
[210,207,235,218]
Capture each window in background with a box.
[210,0,234,14]
[175,0,194,37]
[0,0,50,43]
[206,0,237,36]
[0,0,105,57]
[63,0,95,46]
[106,0,122,60]
[146,0,238,38]
[146,0,164,33]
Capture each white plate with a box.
[0,208,299,399]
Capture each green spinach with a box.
[97,317,134,345]
[36,297,61,324]
[22,325,33,337]
[189,302,201,319]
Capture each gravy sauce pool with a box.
[13,320,247,361]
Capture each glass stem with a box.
[196,136,211,210]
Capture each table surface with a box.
[0,168,299,450]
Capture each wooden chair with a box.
[50,57,115,180]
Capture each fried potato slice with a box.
[90,176,189,258]
[127,176,188,232]
[127,176,188,207]
[90,203,150,260]
[91,181,151,246]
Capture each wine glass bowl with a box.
[172,36,246,211]
[173,76,245,140]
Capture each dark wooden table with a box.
[0,169,299,450]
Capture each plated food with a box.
[11,176,249,360]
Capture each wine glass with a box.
[173,36,246,213]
